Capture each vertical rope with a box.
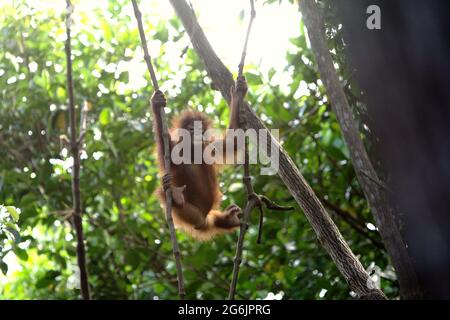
[65,0,91,300]
[131,0,185,299]
[228,0,256,301]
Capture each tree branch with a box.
[321,197,385,250]
[228,0,257,301]
[169,0,386,299]
[131,0,185,300]
[65,0,90,300]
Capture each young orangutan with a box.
[152,76,248,240]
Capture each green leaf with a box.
[101,20,113,41]
[0,262,8,275]
[15,248,28,261]
[156,22,169,42]
[35,68,50,90]
[99,108,113,125]
[268,68,276,81]
[321,128,333,145]
[246,72,263,85]
[6,227,21,244]
[6,206,20,222]
[153,283,166,294]
[56,86,66,99]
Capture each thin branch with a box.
[321,198,385,250]
[131,0,185,300]
[359,169,391,194]
[237,0,256,76]
[65,0,90,300]
[256,205,264,244]
[228,194,259,300]
[131,0,159,91]
[228,0,257,300]
[259,195,294,211]
[228,0,295,299]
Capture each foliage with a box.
[0,0,397,299]
[0,204,22,275]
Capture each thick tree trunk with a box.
[169,0,386,299]
[298,0,422,299]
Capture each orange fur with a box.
[154,109,241,240]
[151,77,247,240]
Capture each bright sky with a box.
[16,0,301,75]
[183,0,301,73]
[124,0,301,73]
